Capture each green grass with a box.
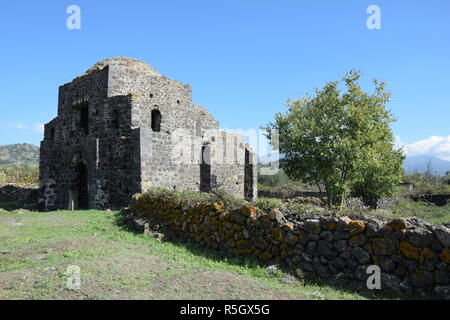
[385,199,450,224]
[0,207,394,300]
[254,196,450,225]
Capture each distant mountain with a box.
[0,143,40,167]
[403,155,450,175]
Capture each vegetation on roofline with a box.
[140,188,250,211]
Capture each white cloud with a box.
[7,122,44,135]
[32,123,45,134]
[8,123,26,129]
[395,135,450,161]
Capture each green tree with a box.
[352,143,405,208]
[257,166,291,187]
[443,171,450,185]
[265,70,404,209]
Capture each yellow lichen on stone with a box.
[399,241,419,260]
[371,238,395,255]
[348,220,365,234]
[384,218,408,231]
[283,222,294,231]
[269,209,284,221]
[211,202,223,211]
[439,248,450,263]
[419,248,437,261]
[240,206,257,218]
[321,219,338,231]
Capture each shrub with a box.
[144,188,215,206]
[211,188,250,210]
[253,197,285,212]
[138,188,250,211]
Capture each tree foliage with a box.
[257,166,291,187]
[444,171,450,185]
[405,169,450,194]
[265,71,405,208]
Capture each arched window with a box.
[151,110,161,132]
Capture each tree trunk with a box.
[340,193,345,210]
[326,188,332,209]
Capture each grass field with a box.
[255,197,450,225]
[386,199,450,224]
[0,206,389,300]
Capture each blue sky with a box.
[1,0,449,159]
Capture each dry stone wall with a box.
[130,193,450,299]
[411,194,450,207]
[0,183,39,204]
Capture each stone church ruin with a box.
[39,57,257,211]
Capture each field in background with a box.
[384,199,450,225]
[254,197,450,225]
[0,166,39,184]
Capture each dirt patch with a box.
[30,254,49,261]
[146,267,305,300]
[42,216,64,222]
[0,216,22,227]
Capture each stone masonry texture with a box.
[39,57,257,210]
[129,193,450,299]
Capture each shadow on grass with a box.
[114,210,420,300]
[0,201,24,211]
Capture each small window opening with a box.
[112,109,120,129]
[75,102,89,135]
[176,100,180,105]
[50,128,55,142]
[151,110,161,132]
[150,93,154,98]
[80,107,89,135]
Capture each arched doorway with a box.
[151,109,161,132]
[78,163,89,209]
[244,148,255,201]
[200,145,211,192]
